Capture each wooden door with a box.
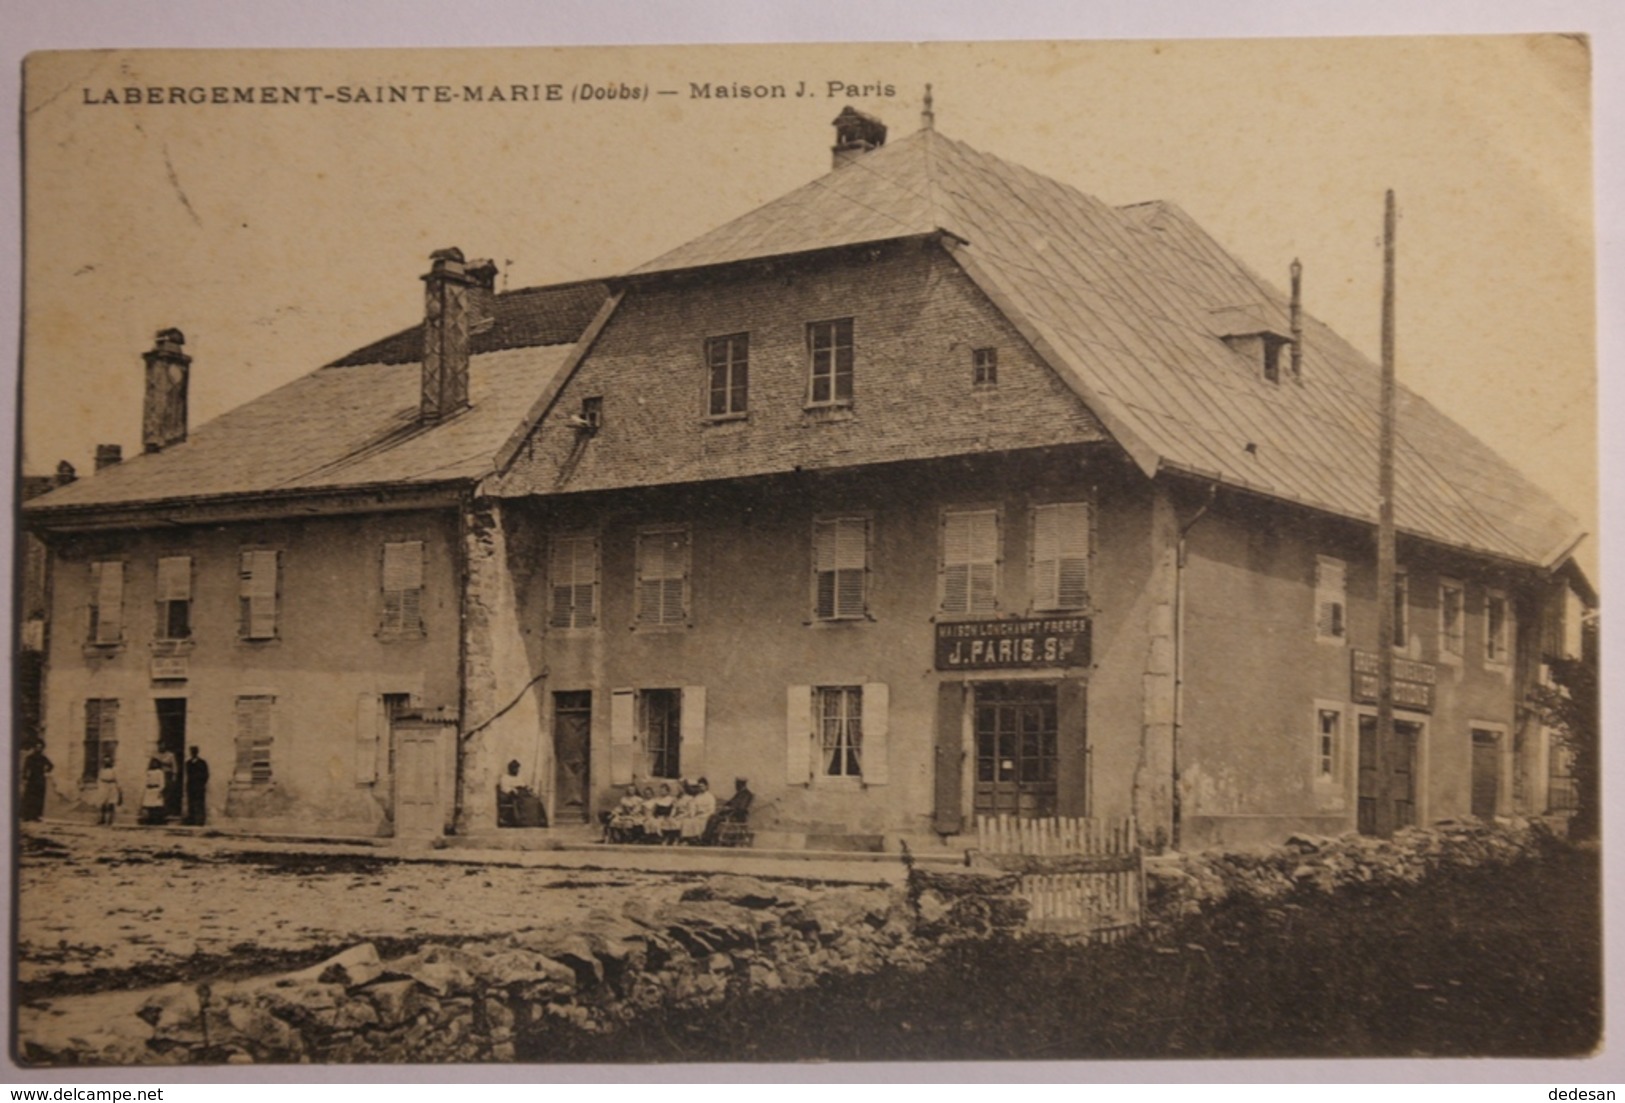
[973,683,1059,819]
[553,692,592,824]
[394,726,445,838]
[1358,715,1420,834]
[1471,729,1500,819]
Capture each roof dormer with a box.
[1210,305,1296,385]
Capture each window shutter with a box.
[681,686,706,778]
[70,698,85,781]
[157,556,192,601]
[933,682,966,834]
[609,688,636,784]
[382,541,424,592]
[1315,557,1346,639]
[862,682,889,785]
[241,551,279,639]
[354,692,379,784]
[94,561,124,643]
[785,684,812,785]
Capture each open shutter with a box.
[635,535,661,625]
[69,698,84,781]
[941,514,969,614]
[862,682,889,785]
[1057,678,1089,816]
[933,681,965,834]
[94,561,124,644]
[681,686,706,778]
[354,692,379,784]
[609,688,635,785]
[785,684,812,785]
[969,512,998,614]
[241,551,279,639]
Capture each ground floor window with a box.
[817,686,863,777]
[82,698,119,781]
[1548,740,1579,812]
[639,688,682,779]
[233,695,275,786]
[973,682,1059,818]
[1315,706,1342,781]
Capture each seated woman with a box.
[496,760,547,828]
[605,784,645,843]
[665,781,695,845]
[679,777,717,844]
[647,782,677,842]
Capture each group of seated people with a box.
[603,776,753,846]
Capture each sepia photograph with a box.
[8,30,1604,1073]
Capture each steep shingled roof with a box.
[629,128,1581,568]
[26,282,604,515]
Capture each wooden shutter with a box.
[382,542,424,632]
[549,535,598,629]
[636,531,686,626]
[862,682,889,785]
[240,551,279,639]
[609,688,636,784]
[354,692,380,784]
[234,696,274,784]
[942,511,997,615]
[785,684,812,785]
[156,556,192,601]
[933,681,965,834]
[681,686,706,778]
[815,518,868,619]
[1034,503,1090,610]
[1315,556,1346,639]
[93,561,124,644]
[1056,678,1089,816]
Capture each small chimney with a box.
[54,460,76,486]
[94,444,123,472]
[832,107,887,170]
[1289,258,1304,381]
[420,248,475,422]
[142,328,190,453]
[466,258,499,335]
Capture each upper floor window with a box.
[1439,579,1465,657]
[635,526,691,627]
[813,517,869,621]
[238,549,281,641]
[380,541,425,638]
[548,533,600,629]
[1031,502,1091,611]
[806,318,854,407]
[1314,556,1346,643]
[706,333,749,418]
[941,509,999,616]
[973,347,999,388]
[1485,590,1510,665]
[154,556,192,641]
[88,560,125,646]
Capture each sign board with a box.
[935,616,1091,671]
[150,656,189,681]
[1351,649,1435,713]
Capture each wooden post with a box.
[1375,190,1399,836]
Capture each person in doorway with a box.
[183,746,209,826]
[18,740,53,822]
[156,746,180,819]
[703,776,754,844]
[140,757,168,825]
[96,757,122,825]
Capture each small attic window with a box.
[973,347,998,388]
[1220,331,1294,386]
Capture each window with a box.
[1314,556,1347,643]
[706,333,749,417]
[238,550,280,640]
[635,527,690,627]
[380,541,425,637]
[1393,570,1409,649]
[1548,739,1578,812]
[1439,579,1465,657]
[942,509,999,616]
[155,556,192,641]
[1032,502,1091,611]
[813,517,869,620]
[233,695,274,786]
[1315,707,1342,780]
[806,318,854,406]
[973,347,998,387]
[818,686,863,778]
[88,560,124,645]
[639,688,682,779]
[1485,590,1510,665]
[548,534,599,629]
[82,699,119,782]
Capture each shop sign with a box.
[1350,649,1435,712]
[150,656,189,681]
[935,616,1091,671]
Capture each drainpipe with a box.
[1172,481,1219,852]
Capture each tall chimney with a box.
[94,444,123,472]
[1289,258,1304,381]
[831,107,887,170]
[142,328,190,453]
[420,247,475,422]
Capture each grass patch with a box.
[519,847,1600,1063]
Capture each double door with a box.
[1357,715,1421,834]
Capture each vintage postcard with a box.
[12,38,1600,1069]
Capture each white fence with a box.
[971,814,1145,938]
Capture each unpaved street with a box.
[17,825,706,996]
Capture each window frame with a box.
[637,687,683,780]
[232,694,275,787]
[634,525,692,629]
[82,698,120,783]
[1314,555,1348,645]
[87,559,126,647]
[1484,588,1511,667]
[1393,568,1410,652]
[805,318,855,408]
[939,506,1002,618]
[548,531,601,630]
[154,555,193,643]
[378,540,426,640]
[1029,500,1093,613]
[1312,701,1344,785]
[237,548,282,642]
[704,332,750,420]
[1438,577,1465,660]
[972,346,999,388]
[811,515,872,623]
[816,685,865,781]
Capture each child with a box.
[96,760,122,825]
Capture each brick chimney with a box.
[53,460,76,486]
[142,328,190,453]
[832,107,887,169]
[420,248,478,421]
[94,444,123,472]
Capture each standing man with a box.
[183,746,209,826]
[19,740,53,822]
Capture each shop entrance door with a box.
[1358,715,1421,834]
[973,683,1059,819]
[1470,729,1501,819]
[553,692,592,824]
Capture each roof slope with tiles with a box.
[628,128,1580,568]
[26,284,602,515]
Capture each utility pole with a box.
[1374,190,1398,836]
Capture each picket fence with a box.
[971,814,1145,939]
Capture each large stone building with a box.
[23,111,1591,850]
